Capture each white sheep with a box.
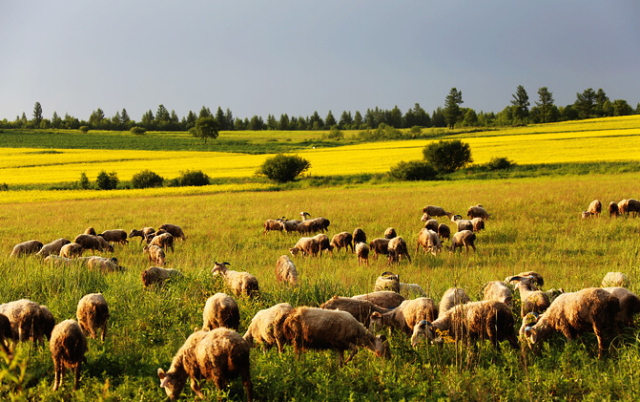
[211,262,259,298]
[481,281,513,307]
[449,230,476,253]
[144,244,166,266]
[0,299,54,343]
[50,319,87,391]
[439,287,471,314]
[351,291,405,309]
[274,255,298,286]
[140,266,184,288]
[9,240,43,257]
[202,293,240,331]
[289,237,320,257]
[243,303,293,353]
[415,228,442,256]
[60,243,84,258]
[369,297,438,335]
[76,293,109,342]
[601,272,629,288]
[37,238,71,257]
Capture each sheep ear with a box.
[157,368,166,382]
[370,312,382,319]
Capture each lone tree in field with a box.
[511,85,530,124]
[258,154,311,183]
[32,102,43,127]
[444,87,463,129]
[423,140,472,173]
[535,87,555,123]
[189,116,219,144]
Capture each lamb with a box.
[330,232,354,253]
[289,237,320,257]
[0,299,53,343]
[521,288,620,358]
[9,240,43,257]
[449,230,476,253]
[98,229,128,245]
[36,238,71,257]
[387,236,411,265]
[73,234,112,253]
[602,287,640,327]
[439,287,471,314]
[157,328,253,401]
[283,307,391,366]
[144,244,166,266]
[601,271,629,288]
[321,296,388,327]
[421,205,453,219]
[352,228,367,245]
[383,227,397,239]
[83,227,97,235]
[369,238,390,259]
[60,243,84,258]
[451,215,473,232]
[299,212,330,233]
[424,219,439,232]
[369,297,438,335]
[481,281,513,307]
[262,218,285,236]
[411,301,518,349]
[76,293,109,342]
[356,242,370,266]
[50,320,88,391]
[510,276,551,317]
[129,227,155,243]
[149,232,175,252]
[437,223,451,241]
[274,255,298,286]
[351,291,405,309]
[467,205,491,220]
[471,217,485,232]
[141,266,184,288]
[211,262,259,298]
[313,233,333,256]
[81,256,124,272]
[159,223,186,240]
[415,228,442,256]
[243,303,293,353]
[202,293,240,331]
[609,201,619,218]
[586,199,602,218]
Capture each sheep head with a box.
[420,213,429,222]
[211,261,230,276]
[374,334,391,359]
[411,320,436,347]
[289,247,300,256]
[369,311,384,333]
[157,368,187,400]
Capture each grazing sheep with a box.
[621,199,640,216]
[50,320,87,391]
[451,215,473,232]
[411,301,518,349]
[415,228,442,256]
[609,201,619,218]
[81,256,124,272]
[37,238,71,257]
[299,212,330,233]
[313,233,332,256]
[369,297,438,335]
[511,276,551,317]
[505,271,545,288]
[262,218,285,236]
[157,328,253,401]
[450,230,476,253]
[467,205,491,220]
[159,223,186,241]
[95,235,114,252]
[424,219,439,232]
[98,229,128,245]
[9,240,43,257]
[586,200,602,218]
[73,234,108,253]
[471,217,485,232]
[283,307,391,366]
[129,227,155,243]
[522,288,620,359]
[352,291,406,309]
[289,237,320,257]
[0,314,12,356]
[274,255,298,286]
[0,299,51,343]
[330,232,354,254]
[83,227,97,235]
[387,237,411,265]
[321,296,388,327]
[352,228,367,245]
[211,262,259,298]
[243,303,293,353]
[422,205,453,219]
[383,227,397,239]
[149,232,175,252]
[281,218,301,233]
[369,238,390,259]
[76,293,109,342]
[482,281,513,307]
[144,244,166,266]
[141,266,184,288]
[44,255,75,266]
[60,243,84,258]
[356,242,370,266]
[437,223,451,241]
[202,293,240,331]
[439,287,471,314]
[374,272,401,293]
[581,211,593,219]
[602,272,629,288]
[603,287,640,327]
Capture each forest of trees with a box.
[2,86,639,132]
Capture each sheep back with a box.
[274,255,298,285]
[10,240,43,257]
[159,223,186,240]
[76,293,109,341]
[243,303,293,352]
[37,238,71,257]
[321,296,387,327]
[352,291,405,309]
[203,293,240,331]
[50,319,88,391]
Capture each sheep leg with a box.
[343,344,359,365]
[593,324,607,359]
[52,360,61,391]
[240,367,254,402]
[73,362,81,390]
[190,378,205,399]
[101,321,108,342]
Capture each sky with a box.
[1,0,639,122]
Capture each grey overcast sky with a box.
[1,0,639,122]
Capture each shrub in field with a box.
[423,139,473,173]
[96,170,119,190]
[389,160,438,181]
[257,154,311,183]
[170,170,210,187]
[130,126,146,135]
[79,126,89,134]
[326,126,344,140]
[486,157,516,171]
[131,170,164,189]
[78,172,90,189]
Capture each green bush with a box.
[78,172,90,189]
[171,170,210,187]
[130,126,146,135]
[79,126,89,134]
[257,154,311,183]
[389,160,438,181]
[0,183,8,191]
[326,126,344,140]
[486,157,516,170]
[96,170,119,190]
[131,170,164,189]
[422,139,473,173]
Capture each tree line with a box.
[4,86,639,133]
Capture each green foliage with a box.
[357,124,405,141]
[170,170,210,187]
[423,139,473,173]
[78,172,90,189]
[0,183,7,191]
[325,126,344,140]
[444,87,463,129]
[131,170,164,189]
[389,160,438,181]
[96,170,119,190]
[190,116,219,144]
[485,157,516,171]
[79,125,89,134]
[257,154,311,183]
[129,126,146,135]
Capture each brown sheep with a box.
[211,262,259,298]
[144,244,166,266]
[289,237,320,257]
[330,232,354,253]
[471,217,485,232]
[352,227,367,245]
[9,240,43,257]
[98,229,128,245]
[158,328,253,401]
[60,243,84,258]
[243,303,293,353]
[505,271,545,288]
[274,255,298,286]
[282,307,391,366]
[299,212,330,233]
[202,293,240,331]
[369,238,390,259]
[451,215,473,232]
[481,281,513,307]
[356,242,370,266]
[422,205,453,219]
[50,320,87,391]
[437,223,451,241]
[263,218,285,236]
[159,223,186,240]
[45,255,75,266]
[602,287,640,327]
[0,299,52,343]
[141,266,183,288]
[467,205,491,220]
[522,288,620,358]
[627,198,640,216]
[608,201,619,218]
[129,227,155,243]
[423,219,439,232]
[352,291,405,309]
[149,232,175,252]
[415,228,442,256]
[450,230,476,253]
[313,233,333,256]
[73,234,109,253]
[439,287,471,314]
[411,301,518,349]
[37,238,71,257]
[383,227,397,239]
[369,297,438,335]
[321,296,388,327]
[83,227,97,236]
[586,199,602,218]
[387,237,411,265]
[281,218,301,233]
[81,256,124,272]
[76,293,109,342]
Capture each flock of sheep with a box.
[3,198,640,401]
